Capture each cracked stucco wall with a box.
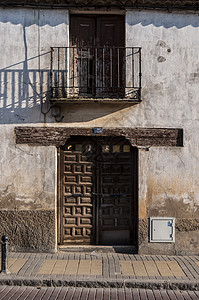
[126,10,199,254]
[0,126,56,210]
[0,8,68,251]
[0,126,56,251]
[0,8,199,253]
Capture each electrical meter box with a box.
[150,217,175,242]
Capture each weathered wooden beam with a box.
[15,127,183,147]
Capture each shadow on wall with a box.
[126,10,199,29]
[0,60,132,124]
[0,7,198,29]
[0,19,50,124]
[0,24,131,124]
[0,26,52,124]
[0,65,49,124]
[2,8,197,124]
[0,7,68,27]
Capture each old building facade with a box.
[0,0,198,254]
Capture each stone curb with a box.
[0,277,198,291]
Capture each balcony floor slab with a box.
[50,98,142,104]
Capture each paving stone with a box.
[1,285,21,300]
[52,260,68,275]
[146,289,155,300]
[65,260,79,275]
[0,287,199,300]
[8,259,27,274]
[120,261,134,276]
[38,260,57,275]
[0,252,199,292]
[90,261,102,276]
[78,260,91,276]
[143,261,160,277]
[155,261,173,277]
[14,287,34,300]
[132,261,147,277]
[167,261,186,277]
[152,289,163,300]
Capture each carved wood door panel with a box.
[98,139,136,245]
[60,138,96,245]
[59,137,138,246]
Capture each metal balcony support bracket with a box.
[51,105,64,122]
[0,235,10,274]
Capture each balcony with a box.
[50,46,142,103]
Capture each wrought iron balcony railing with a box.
[50,46,141,102]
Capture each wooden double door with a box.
[70,15,125,97]
[58,136,138,246]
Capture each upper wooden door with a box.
[70,15,125,97]
[70,16,95,47]
[70,15,124,47]
[59,137,138,246]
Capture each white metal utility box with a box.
[150,217,175,242]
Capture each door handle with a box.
[91,192,104,196]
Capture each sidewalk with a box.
[0,252,199,291]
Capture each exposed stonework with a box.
[176,218,199,232]
[15,127,183,147]
[138,218,148,246]
[0,210,56,252]
[175,231,199,255]
[138,218,199,255]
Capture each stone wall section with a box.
[0,210,56,252]
[138,218,199,255]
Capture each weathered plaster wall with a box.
[126,10,199,254]
[0,126,56,210]
[0,7,199,253]
[0,8,69,124]
[0,125,56,251]
[0,8,69,250]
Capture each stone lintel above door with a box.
[15,127,183,147]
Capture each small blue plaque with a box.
[93,127,103,134]
[168,221,171,227]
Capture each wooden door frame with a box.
[131,146,138,246]
[57,147,61,245]
[57,135,138,246]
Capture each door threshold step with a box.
[57,245,137,254]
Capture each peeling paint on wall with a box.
[146,176,199,218]
[0,8,199,253]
